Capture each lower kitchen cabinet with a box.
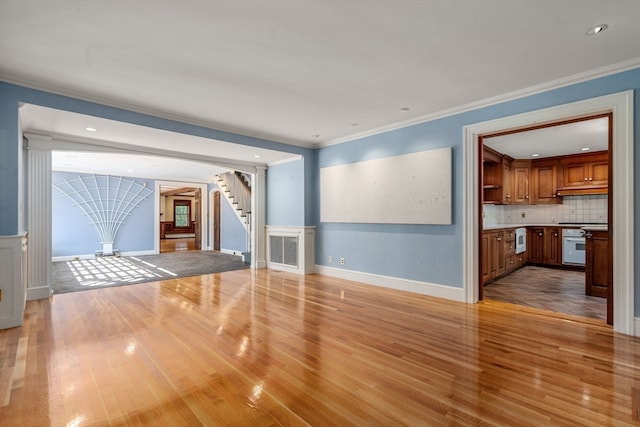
[585,229,610,298]
[482,228,526,285]
[544,227,562,266]
[527,226,562,266]
[527,227,545,264]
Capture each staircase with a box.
[216,171,252,231]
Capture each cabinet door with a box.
[585,230,609,298]
[481,232,490,284]
[589,160,608,187]
[544,227,562,265]
[528,228,544,264]
[532,164,560,204]
[512,166,530,204]
[491,231,505,278]
[502,160,512,204]
[562,162,588,188]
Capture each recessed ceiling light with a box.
[586,24,608,36]
[253,155,261,158]
[531,153,540,158]
[312,134,320,138]
[350,123,358,127]
[127,169,134,173]
[581,147,591,151]
[399,107,410,112]
[85,127,97,132]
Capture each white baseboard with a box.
[27,285,52,301]
[314,265,465,302]
[121,250,157,257]
[220,248,244,257]
[634,317,640,337]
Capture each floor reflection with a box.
[66,256,177,287]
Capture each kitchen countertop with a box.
[580,225,608,232]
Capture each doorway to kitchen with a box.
[478,113,612,324]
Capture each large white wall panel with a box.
[320,147,452,224]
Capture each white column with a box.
[26,135,52,300]
[252,166,267,269]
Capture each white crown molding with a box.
[4,58,639,151]
[267,154,303,167]
[1,72,316,149]
[320,58,640,148]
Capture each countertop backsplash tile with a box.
[483,195,607,227]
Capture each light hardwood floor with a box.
[160,237,196,253]
[1,269,639,426]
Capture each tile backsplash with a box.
[484,195,607,226]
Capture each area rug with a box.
[52,251,249,294]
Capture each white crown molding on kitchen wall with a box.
[0,72,317,149]
[320,57,640,148]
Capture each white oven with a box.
[562,229,586,266]
[515,228,526,254]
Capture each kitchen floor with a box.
[483,265,606,321]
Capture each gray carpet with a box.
[52,251,249,294]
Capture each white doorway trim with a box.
[155,181,209,253]
[462,90,634,335]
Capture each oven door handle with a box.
[564,237,586,242]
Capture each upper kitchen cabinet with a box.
[558,151,608,196]
[531,158,561,204]
[482,146,510,204]
[511,160,530,204]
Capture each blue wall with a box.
[52,171,155,256]
[315,68,640,306]
[266,158,305,226]
[208,183,249,253]
[0,81,312,235]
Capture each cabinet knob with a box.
[585,232,593,238]
[525,195,529,199]
[497,237,502,241]
[589,177,593,181]
[584,177,588,181]
[552,194,556,198]
[554,233,558,237]
[539,233,543,236]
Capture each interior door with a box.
[213,191,221,251]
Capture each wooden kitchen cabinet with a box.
[585,229,610,298]
[527,227,545,264]
[558,151,608,195]
[482,146,513,204]
[501,157,512,204]
[511,160,531,204]
[482,228,526,285]
[489,230,505,279]
[482,229,506,285]
[544,227,562,266]
[531,159,561,204]
[527,226,562,266]
[503,228,527,273]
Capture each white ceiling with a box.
[483,116,609,159]
[2,1,640,179]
